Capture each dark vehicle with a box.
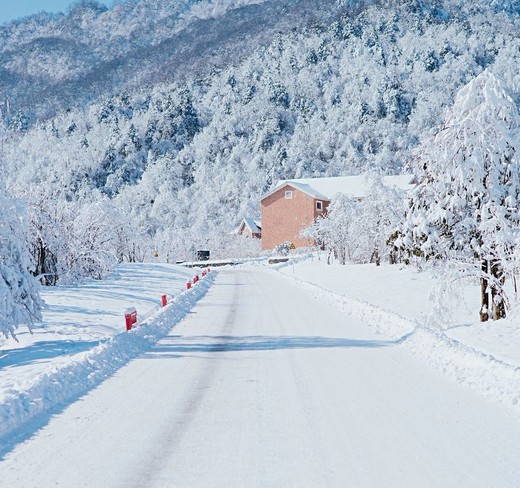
[196,250,210,261]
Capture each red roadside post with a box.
[161,294,167,307]
[186,279,192,290]
[124,307,138,331]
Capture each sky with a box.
[0,1,116,25]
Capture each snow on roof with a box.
[282,181,329,200]
[262,174,415,201]
[239,217,261,234]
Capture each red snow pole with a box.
[125,308,138,331]
[161,294,168,307]
[186,280,192,290]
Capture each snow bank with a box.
[277,268,520,411]
[0,272,215,444]
[406,328,520,408]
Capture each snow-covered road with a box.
[1,268,519,487]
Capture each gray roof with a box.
[239,217,261,234]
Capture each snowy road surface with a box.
[1,268,519,487]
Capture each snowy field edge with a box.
[0,272,216,446]
[276,267,520,411]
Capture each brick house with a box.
[260,182,329,250]
[236,217,262,238]
[260,175,414,251]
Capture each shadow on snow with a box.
[144,335,392,355]
[0,340,102,368]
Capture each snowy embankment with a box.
[278,259,520,410]
[0,263,215,444]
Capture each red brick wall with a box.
[261,185,328,250]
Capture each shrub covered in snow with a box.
[274,242,292,256]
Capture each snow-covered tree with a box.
[399,70,520,321]
[357,173,404,265]
[20,185,122,285]
[0,183,43,338]
[305,193,358,265]
[57,200,119,283]
[305,173,404,265]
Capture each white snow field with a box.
[0,263,214,447]
[0,267,519,487]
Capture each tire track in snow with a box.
[125,270,240,488]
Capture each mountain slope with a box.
[0,0,375,118]
[3,0,520,264]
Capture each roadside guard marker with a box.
[126,267,216,331]
[124,307,138,331]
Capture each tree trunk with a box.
[480,259,489,322]
[371,247,381,266]
[490,259,506,320]
[339,247,346,265]
[33,238,57,286]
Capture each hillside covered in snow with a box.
[2,0,520,288]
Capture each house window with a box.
[316,201,323,211]
[285,190,293,199]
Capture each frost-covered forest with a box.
[2,0,520,333]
